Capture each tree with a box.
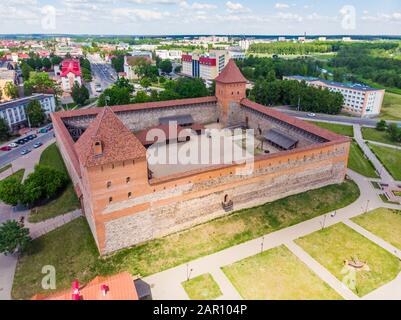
[98,86,131,107]
[111,55,125,73]
[4,82,19,99]
[24,72,58,96]
[174,65,182,73]
[140,78,152,88]
[376,120,387,131]
[0,177,23,206]
[0,220,31,255]
[42,58,52,70]
[159,60,173,74]
[51,55,63,66]
[387,123,401,143]
[71,82,89,106]
[0,118,9,141]
[22,165,67,206]
[20,62,33,80]
[133,91,151,103]
[26,100,46,127]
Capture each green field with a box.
[362,127,401,147]
[306,121,354,137]
[28,144,80,223]
[352,208,401,250]
[182,274,222,300]
[348,142,379,178]
[12,217,99,300]
[380,92,401,121]
[13,180,359,299]
[222,245,342,300]
[2,169,25,183]
[369,144,401,180]
[295,223,401,297]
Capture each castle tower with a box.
[215,59,247,125]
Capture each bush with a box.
[0,177,23,206]
[21,166,67,206]
[0,220,31,255]
[376,120,387,131]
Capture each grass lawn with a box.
[12,217,99,300]
[2,169,25,183]
[306,121,354,137]
[13,180,360,299]
[222,245,342,300]
[28,143,80,223]
[361,127,401,147]
[295,223,401,297]
[0,164,12,174]
[352,208,401,250]
[369,144,401,181]
[182,273,222,300]
[348,142,379,178]
[379,194,400,205]
[99,180,359,277]
[380,92,401,121]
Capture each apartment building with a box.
[0,94,56,131]
[284,76,385,117]
[61,59,82,92]
[0,62,17,102]
[181,50,229,81]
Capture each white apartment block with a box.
[0,94,56,131]
[155,50,183,60]
[284,76,385,118]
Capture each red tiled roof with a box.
[32,272,138,300]
[215,59,247,84]
[61,59,81,77]
[74,107,146,167]
[135,124,189,146]
[240,98,349,142]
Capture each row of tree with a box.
[248,42,333,55]
[251,78,344,114]
[376,120,401,143]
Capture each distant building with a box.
[228,47,246,60]
[0,62,17,102]
[55,46,83,58]
[61,59,82,92]
[284,76,385,118]
[155,49,182,60]
[124,55,153,80]
[181,50,229,81]
[342,37,352,42]
[318,37,327,41]
[0,94,56,131]
[278,37,286,42]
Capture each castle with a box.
[52,60,350,254]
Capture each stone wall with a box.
[103,145,348,254]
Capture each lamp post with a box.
[261,236,265,253]
[365,199,370,213]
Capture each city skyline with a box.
[0,0,401,35]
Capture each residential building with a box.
[181,50,229,81]
[0,63,17,102]
[61,59,82,92]
[284,75,385,117]
[52,60,350,254]
[55,46,83,58]
[155,49,183,60]
[123,55,154,80]
[0,94,56,131]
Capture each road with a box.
[274,107,401,127]
[0,131,55,168]
[87,54,117,97]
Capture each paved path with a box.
[366,140,401,151]
[353,124,395,185]
[0,254,17,300]
[145,170,401,300]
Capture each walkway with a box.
[366,140,401,151]
[353,124,395,186]
[145,170,401,300]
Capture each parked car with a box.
[20,149,31,155]
[16,139,26,145]
[37,128,48,134]
[27,134,37,140]
[47,124,53,130]
[307,113,316,117]
[33,142,43,149]
[0,146,11,151]
[8,143,18,148]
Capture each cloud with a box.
[361,12,401,23]
[275,3,289,9]
[180,1,217,10]
[225,1,251,13]
[111,8,168,21]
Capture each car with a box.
[33,142,43,148]
[16,139,26,145]
[8,143,18,148]
[20,149,31,155]
[37,128,48,134]
[46,124,53,130]
[0,146,11,151]
[307,113,316,117]
[27,134,36,140]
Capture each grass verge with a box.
[361,127,401,147]
[182,273,222,300]
[306,121,354,137]
[348,142,379,178]
[369,143,401,181]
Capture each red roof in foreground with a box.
[61,59,81,77]
[215,59,247,84]
[32,272,138,300]
[74,107,146,167]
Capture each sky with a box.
[0,0,401,35]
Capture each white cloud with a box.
[361,12,401,23]
[111,8,167,21]
[275,3,289,9]
[180,1,217,10]
[225,1,251,13]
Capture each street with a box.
[0,131,55,168]
[87,54,117,97]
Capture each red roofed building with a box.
[32,272,139,300]
[61,59,82,92]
